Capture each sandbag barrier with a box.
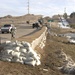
[0,41,41,66]
[31,27,47,49]
[0,27,47,66]
[57,50,75,74]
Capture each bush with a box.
[70,24,75,28]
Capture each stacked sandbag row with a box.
[39,35,46,49]
[0,41,41,66]
[57,50,75,74]
[31,27,47,49]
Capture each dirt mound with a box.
[0,14,42,26]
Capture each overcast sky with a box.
[0,0,75,17]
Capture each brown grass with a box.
[0,22,75,75]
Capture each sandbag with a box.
[5,41,11,44]
[24,59,36,66]
[20,52,27,57]
[25,52,34,58]
[36,59,41,66]
[33,54,41,60]
[11,51,20,58]
[24,57,34,62]
[28,47,38,57]
[1,54,12,59]
[2,49,13,55]
[13,57,23,64]
[20,47,27,53]
[22,57,26,61]
[13,46,20,52]
[2,57,11,62]
[21,42,31,47]
[12,57,19,62]
[12,56,23,64]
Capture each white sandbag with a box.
[12,57,23,64]
[31,51,37,57]
[22,57,26,61]
[1,55,12,62]
[17,43,23,47]
[5,41,11,44]
[21,42,31,47]
[19,56,26,64]
[69,39,75,44]
[21,51,26,56]
[4,46,12,50]
[28,47,38,57]
[11,42,17,46]
[25,52,34,58]
[66,36,71,39]
[13,46,20,52]
[15,40,20,45]
[2,57,11,62]
[24,57,34,62]
[2,49,13,55]
[33,54,41,60]
[28,47,35,52]
[20,52,26,57]
[20,48,27,53]
[12,57,19,62]
[43,36,46,41]
[18,60,24,64]
[24,59,36,66]
[1,55,12,59]
[36,59,41,66]
[11,51,20,58]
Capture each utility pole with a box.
[28,0,29,14]
[64,7,66,13]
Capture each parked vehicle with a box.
[32,22,40,29]
[1,24,16,33]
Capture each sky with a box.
[0,0,75,17]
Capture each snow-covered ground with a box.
[58,18,70,29]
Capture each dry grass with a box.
[0,22,75,75]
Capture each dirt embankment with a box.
[0,35,63,75]
[0,23,75,75]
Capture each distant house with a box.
[4,15,12,18]
[52,15,60,22]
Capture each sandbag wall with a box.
[31,27,47,49]
[0,27,47,66]
[0,41,42,66]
